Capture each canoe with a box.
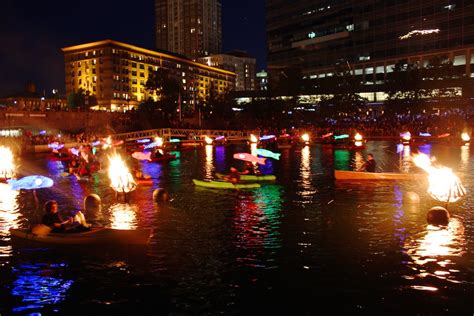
[150,154,176,162]
[10,227,152,245]
[136,178,153,185]
[334,170,426,180]
[193,179,261,189]
[215,173,276,181]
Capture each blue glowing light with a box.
[136,139,151,143]
[256,148,281,160]
[419,132,431,137]
[8,175,54,190]
[260,135,276,141]
[334,134,349,140]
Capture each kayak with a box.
[10,227,152,245]
[150,154,176,162]
[215,173,276,181]
[334,170,426,180]
[193,179,260,189]
[136,178,153,185]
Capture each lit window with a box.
[454,55,466,66]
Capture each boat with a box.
[10,227,152,245]
[192,179,261,189]
[215,173,276,181]
[136,178,153,185]
[334,170,426,180]
[150,153,176,162]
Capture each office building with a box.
[62,40,235,111]
[198,51,256,91]
[155,0,222,59]
[266,1,474,100]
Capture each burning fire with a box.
[204,136,213,145]
[0,146,15,179]
[412,153,466,203]
[108,154,136,193]
[250,134,258,143]
[301,133,310,143]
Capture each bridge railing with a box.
[113,128,257,142]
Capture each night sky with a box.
[0,0,266,97]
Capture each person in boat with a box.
[42,200,90,233]
[224,167,241,184]
[240,161,260,176]
[68,158,79,175]
[362,153,376,172]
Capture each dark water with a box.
[1,141,474,314]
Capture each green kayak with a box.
[193,179,261,189]
[215,173,276,181]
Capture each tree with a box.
[385,60,425,114]
[145,68,181,119]
[316,65,367,118]
[67,88,86,110]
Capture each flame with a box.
[250,134,258,143]
[204,136,213,145]
[0,146,15,179]
[401,132,411,141]
[354,133,363,141]
[412,153,466,203]
[102,136,112,149]
[461,133,470,142]
[301,133,310,142]
[108,154,136,193]
[154,136,163,147]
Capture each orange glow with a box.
[108,154,136,193]
[412,153,466,203]
[0,146,15,179]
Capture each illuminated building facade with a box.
[198,51,256,91]
[0,83,66,111]
[155,0,222,59]
[266,0,474,99]
[62,40,235,112]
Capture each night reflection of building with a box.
[62,40,235,112]
[266,1,474,102]
[109,203,138,230]
[404,218,465,284]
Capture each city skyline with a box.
[0,0,265,96]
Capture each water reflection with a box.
[354,151,364,171]
[233,185,283,267]
[109,203,138,229]
[298,146,316,201]
[333,150,350,170]
[404,217,465,284]
[460,145,470,171]
[204,145,214,179]
[401,145,411,172]
[11,262,73,313]
[0,183,20,257]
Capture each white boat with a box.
[10,227,152,245]
[334,170,426,180]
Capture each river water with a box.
[0,141,473,314]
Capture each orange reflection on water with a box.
[109,203,138,230]
[404,217,465,281]
[460,145,470,171]
[204,145,214,179]
[0,183,20,256]
[354,151,364,171]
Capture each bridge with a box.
[112,128,257,143]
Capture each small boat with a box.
[150,153,176,162]
[10,227,152,245]
[334,170,426,180]
[193,179,260,189]
[136,178,153,185]
[215,173,276,181]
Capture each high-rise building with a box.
[155,0,222,59]
[198,51,256,91]
[62,40,235,112]
[266,1,474,98]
